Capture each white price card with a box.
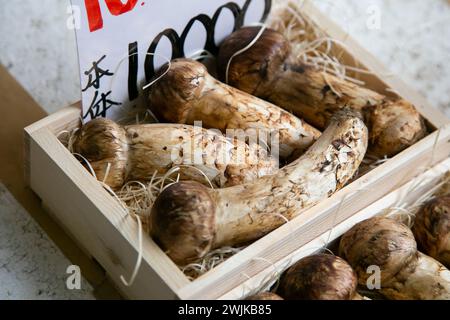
[70,0,272,122]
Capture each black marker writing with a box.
[83,90,122,120]
[82,55,121,120]
[82,55,114,92]
[128,42,139,101]
[128,0,272,100]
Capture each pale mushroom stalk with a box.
[148,58,321,160]
[72,118,278,189]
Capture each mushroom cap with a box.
[412,196,450,268]
[277,254,358,300]
[149,58,208,123]
[72,118,128,189]
[246,292,284,300]
[339,217,417,286]
[368,99,427,158]
[217,27,290,96]
[151,181,216,265]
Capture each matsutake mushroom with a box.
[246,292,283,300]
[412,196,450,269]
[340,216,450,300]
[71,118,278,189]
[148,58,321,160]
[218,27,426,158]
[151,109,368,264]
[278,254,362,300]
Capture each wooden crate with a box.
[24,0,450,299]
[222,157,450,300]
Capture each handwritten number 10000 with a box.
[85,0,272,103]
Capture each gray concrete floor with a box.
[0,0,449,299]
[0,183,94,299]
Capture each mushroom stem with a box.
[72,118,278,189]
[218,27,426,158]
[151,109,368,264]
[383,252,450,300]
[340,217,450,300]
[148,59,321,160]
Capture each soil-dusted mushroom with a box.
[151,109,368,264]
[412,196,450,268]
[218,27,427,158]
[71,118,278,189]
[340,217,450,300]
[278,254,362,300]
[246,292,283,300]
[148,58,321,160]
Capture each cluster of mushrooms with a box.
[70,25,449,299]
[249,160,450,301]
[248,180,450,301]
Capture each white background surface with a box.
[0,0,449,299]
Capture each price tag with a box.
[70,0,272,122]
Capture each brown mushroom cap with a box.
[150,181,216,265]
[246,292,284,300]
[339,217,417,286]
[149,59,208,123]
[412,196,450,268]
[277,254,358,300]
[217,26,290,95]
[368,100,427,157]
[72,118,128,188]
